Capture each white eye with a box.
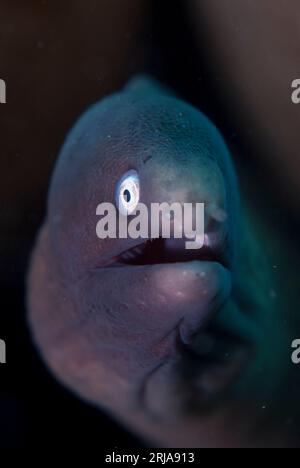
[115,170,140,215]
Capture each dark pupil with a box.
[123,189,131,203]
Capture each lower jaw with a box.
[139,271,255,418]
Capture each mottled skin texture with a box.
[28,77,290,447]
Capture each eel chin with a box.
[28,76,265,440]
[96,234,252,419]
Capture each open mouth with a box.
[109,236,228,268]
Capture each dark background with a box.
[1,0,300,448]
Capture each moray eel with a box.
[27,76,286,447]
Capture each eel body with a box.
[28,76,286,447]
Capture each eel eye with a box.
[115,170,140,215]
